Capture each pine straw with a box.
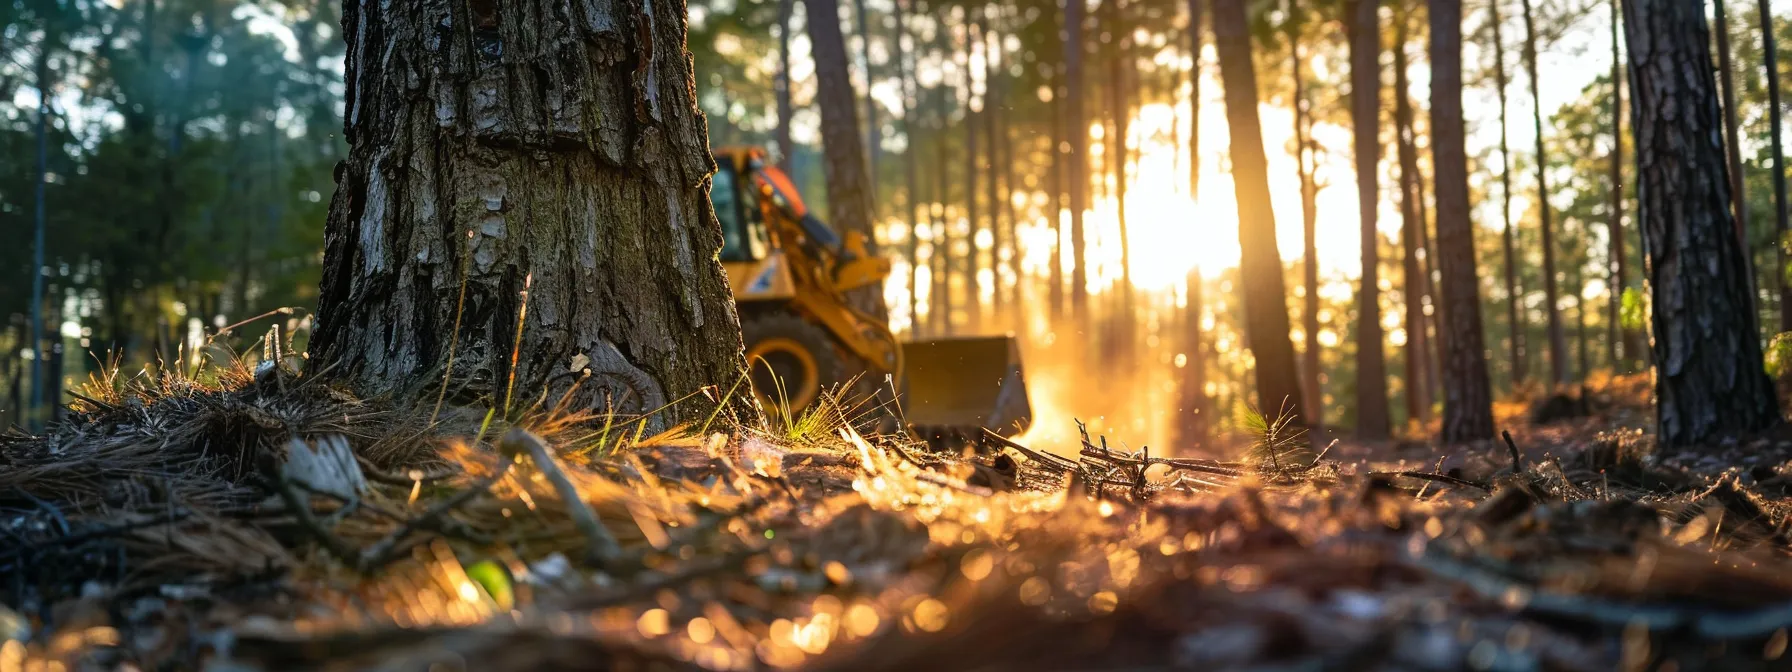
[7,369,1792,670]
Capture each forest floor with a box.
[5,362,1792,671]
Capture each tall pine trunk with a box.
[1608,0,1634,367]
[1066,0,1091,324]
[1626,0,1779,446]
[310,0,755,428]
[1713,0,1751,294]
[1491,0,1524,387]
[1213,0,1306,429]
[776,0,797,171]
[807,0,887,319]
[1348,0,1390,438]
[1106,0,1135,344]
[1432,0,1493,442]
[896,0,923,335]
[852,0,880,191]
[1179,0,1208,447]
[1393,6,1432,425]
[1759,0,1791,332]
[1289,0,1323,432]
[964,21,983,330]
[1048,51,1066,322]
[983,28,1007,324]
[1520,0,1569,387]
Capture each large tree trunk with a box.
[1347,0,1390,438]
[806,0,887,319]
[1393,7,1431,426]
[1491,0,1524,387]
[1624,0,1779,447]
[1758,0,1791,332]
[1432,0,1493,442]
[310,0,755,429]
[776,0,797,171]
[1289,0,1322,433]
[1213,0,1306,429]
[1066,0,1090,324]
[1519,0,1569,387]
[1713,0,1750,292]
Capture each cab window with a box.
[712,166,749,262]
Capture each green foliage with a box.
[1620,287,1648,334]
[1765,332,1792,380]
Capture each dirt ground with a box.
[5,367,1792,671]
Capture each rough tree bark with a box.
[806,0,887,319]
[1491,0,1524,386]
[1431,0,1493,442]
[1213,0,1306,429]
[1347,0,1390,438]
[1624,0,1780,447]
[1393,6,1432,424]
[1520,0,1570,387]
[310,0,756,429]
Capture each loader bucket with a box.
[899,335,1031,437]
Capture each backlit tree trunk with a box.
[964,20,983,330]
[896,0,922,335]
[1520,0,1569,387]
[852,0,880,189]
[1393,7,1431,425]
[776,0,797,170]
[1624,0,1779,447]
[1758,0,1791,332]
[1213,0,1306,429]
[1066,0,1091,324]
[806,0,887,319]
[1348,0,1390,438]
[1713,0,1750,293]
[311,0,755,429]
[1431,0,1493,442]
[1289,0,1323,433]
[1608,0,1635,367]
[1491,0,1524,387]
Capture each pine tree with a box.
[310,1,756,428]
[1430,0,1493,441]
[1213,0,1306,429]
[1519,0,1570,387]
[1624,0,1780,446]
[1348,0,1391,438]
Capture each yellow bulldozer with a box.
[709,146,1030,441]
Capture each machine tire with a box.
[742,312,849,414]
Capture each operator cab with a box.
[712,151,770,263]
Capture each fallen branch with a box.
[501,429,624,569]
